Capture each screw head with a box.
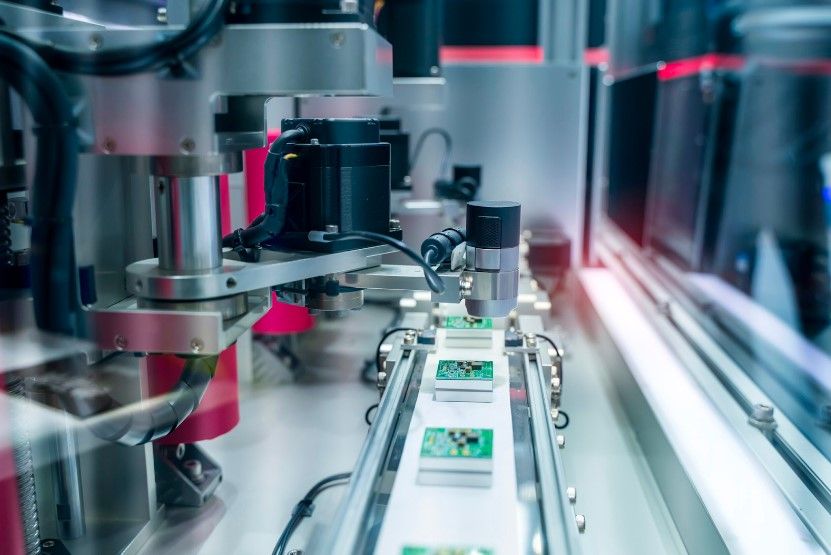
[180,137,196,154]
[183,459,204,482]
[566,486,577,503]
[102,137,117,154]
[190,338,204,353]
[389,218,401,232]
[751,403,774,423]
[114,335,128,351]
[42,540,56,548]
[156,6,168,23]
[88,34,103,51]
[575,514,586,533]
[430,65,440,76]
[403,330,416,345]
[459,274,474,298]
[325,224,339,233]
[556,434,565,448]
[330,32,345,48]
[749,402,777,432]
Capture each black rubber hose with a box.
[0,33,80,334]
[0,0,229,76]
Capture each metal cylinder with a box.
[462,201,521,318]
[154,175,222,273]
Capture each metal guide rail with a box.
[318,322,580,554]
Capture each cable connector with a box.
[421,228,465,267]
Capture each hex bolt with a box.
[556,434,565,448]
[751,403,774,422]
[403,331,416,345]
[575,514,586,533]
[190,338,204,353]
[114,335,128,351]
[566,486,577,503]
[749,402,777,432]
[183,459,204,483]
[525,333,538,348]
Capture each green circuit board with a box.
[444,316,494,330]
[402,548,494,555]
[420,428,494,459]
[436,360,494,381]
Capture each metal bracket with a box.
[84,289,271,355]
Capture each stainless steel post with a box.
[153,175,222,273]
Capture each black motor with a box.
[270,118,396,253]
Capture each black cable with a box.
[364,403,379,426]
[272,472,351,555]
[0,0,229,76]
[408,127,452,179]
[555,409,570,430]
[535,333,564,385]
[222,127,309,249]
[360,303,403,384]
[323,231,445,294]
[535,333,562,359]
[375,327,417,376]
[0,33,80,335]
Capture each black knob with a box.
[465,201,521,249]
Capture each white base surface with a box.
[417,470,493,488]
[373,329,519,555]
[434,389,493,403]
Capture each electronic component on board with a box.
[434,360,494,403]
[417,427,493,487]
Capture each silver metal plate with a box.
[127,245,392,301]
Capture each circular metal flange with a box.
[138,294,248,321]
[305,289,364,312]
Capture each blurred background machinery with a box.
[3,1,831,554]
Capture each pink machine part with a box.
[244,130,315,335]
